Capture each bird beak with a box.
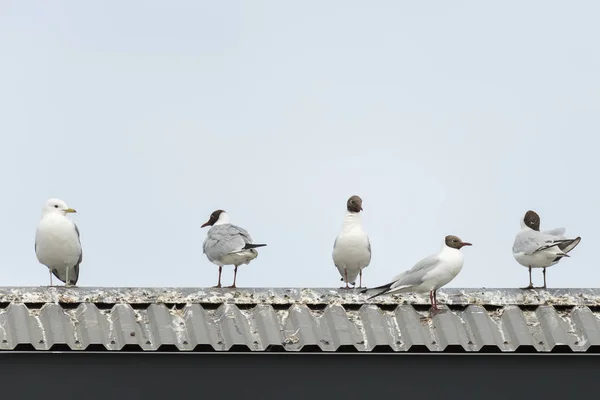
[64,208,77,214]
[461,242,472,247]
[360,206,363,211]
[201,221,210,228]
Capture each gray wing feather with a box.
[513,230,564,255]
[73,222,83,266]
[69,222,82,285]
[513,232,541,254]
[390,254,440,289]
[74,223,80,240]
[232,225,253,244]
[203,224,252,262]
[332,237,338,268]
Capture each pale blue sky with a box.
[1,1,598,289]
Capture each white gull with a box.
[201,209,266,288]
[332,195,371,289]
[35,198,83,287]
[512,209,581,289]
[361,235,471,315]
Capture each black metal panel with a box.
[0,353,597,399]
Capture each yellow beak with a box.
[64,208,77,214]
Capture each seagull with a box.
[360,235,471,315]
[332,195,371,289]
[512,210,581,290]
[35,198,83,287]
[201,209,266,288]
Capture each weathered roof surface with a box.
[0,287,599,353]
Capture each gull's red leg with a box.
[359,270,363,289]
[213,266,223,288]
[226,266,238,289]
[430,290,441,316]
[340,268,350,289]
[345,269,350,289]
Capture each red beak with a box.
[461,242,472,247]
[201,221,210,228]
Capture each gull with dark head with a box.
[332,195,371,289]
[361,235,471,315]
[35,198,83,287]
[201,209,266,288]
[513,210,581,290]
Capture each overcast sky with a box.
[1,1,598,289]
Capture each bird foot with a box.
[224,285,237,289]
[339,286,351,290]
[212,284,222,288]
[355,286,366,290]
[520,285,535,290]
[429,307,445,317]
[534,286,547,290]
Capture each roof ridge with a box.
[0,287,598,306]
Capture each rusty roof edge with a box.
[0,287,599,306]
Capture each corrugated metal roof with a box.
[0,287,599,352]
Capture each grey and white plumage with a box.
[513,210,581,289]
[332,195,371,289]
[201,209,266,288]
[361,235,472,314]
[34,198,82,286]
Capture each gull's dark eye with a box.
[54,205,59,208]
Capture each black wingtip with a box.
[366,289,389,300]
[557,236,581,254]
[243,243,267,249]
[360,284,392,300]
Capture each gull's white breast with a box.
[422,248,464,291]
[333,231,370,282]
[35,214,81,270]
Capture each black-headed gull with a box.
[361,235,471,314]
[332,195,371,289]
[512,210,581,290]
[201,209,266,288]
[35,198,83,287]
